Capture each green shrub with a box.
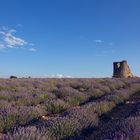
[67,96,85,106]
[45,99,68,114]
[10,76,17,79]
[0,114,16,132]
[50,120,77,139]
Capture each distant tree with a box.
[10,76,17,79]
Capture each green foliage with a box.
[40,93,49,100]
[0,114,16,132]
[0,95,8,100]
[10,76,17,79]
[50,120,77,139]
[0,86,8,91]
[67,96,85,106]
[45,99,68,114]
[16,98,31,106]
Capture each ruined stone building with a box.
[113,60,134,78]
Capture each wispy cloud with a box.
[29,48,37,52]
[93,40,114,46]
[17,24,23,28]
[1,31,27,48]
[0,26,35,51]
[0,28,27,48]
[44,74,73,78]
[94,39,103,44]
[94,50,115,57]
[0,44,5,49]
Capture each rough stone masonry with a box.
[113,60,134,78]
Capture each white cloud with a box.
[4,33,27,47]
[44,74,73,78]
[0,29,27,48]
[0,26,34,51]
[94,39,103,43]
[29,48,37,52]
[0,44,5,49]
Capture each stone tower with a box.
[113,60,134,78]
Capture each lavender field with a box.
[0,78,140,140]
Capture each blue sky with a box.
[0,0,140,78]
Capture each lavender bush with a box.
[0,78,139,139]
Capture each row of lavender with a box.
[0,78,140,139]
[88,101,140,140]
[0,78,130,133]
